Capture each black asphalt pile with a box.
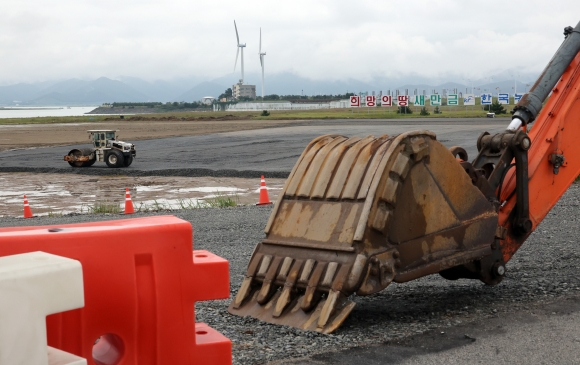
[0,184,579,365]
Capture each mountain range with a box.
[0,72,536,106]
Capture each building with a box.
[232,81,256,99]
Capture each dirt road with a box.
[0,119,305,151]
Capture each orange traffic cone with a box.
[23,194,33,218]
[256,175,273,206]
[124,188,135,214]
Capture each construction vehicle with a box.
[229,22,580,333]
[63,130,136,168]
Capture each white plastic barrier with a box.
[0,251,86,365]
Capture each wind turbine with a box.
[233,20,246,84]
[259,28,266,98]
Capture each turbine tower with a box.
[233,20,246,84]
[259,28,266,98]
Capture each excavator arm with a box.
[497,23,580,263]
[229,21,580,333]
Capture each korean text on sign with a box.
[381,95,392,107]
[481,93,492,105]
[498,93,509,105]
[398,95,409,107]
[448,94,459,106]
[413,95,425,106]
[430,94,441,106]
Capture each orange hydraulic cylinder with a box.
[498,51,580,263]
[0,215,231,365]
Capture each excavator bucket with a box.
[229,131,498,333]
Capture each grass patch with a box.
[255,107,508,120]
[133,193,240,213]
[175,193,240,209]
[203,193,239,208]
[134,200,171,213]
[0,115,112,125]
[81,201,121,214]
[177,199,208,209]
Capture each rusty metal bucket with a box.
[229,131,498,333]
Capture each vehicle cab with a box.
[88,130,117,148]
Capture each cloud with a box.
[1,0,579,84]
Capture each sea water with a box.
[0,106,98,119]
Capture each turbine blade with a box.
[259,28,262,54]
[260,54,263,67]
[234,20,239,44]
[234,47,240,72]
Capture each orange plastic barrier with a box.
[0,216,231,365]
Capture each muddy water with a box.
[0,173,284,217]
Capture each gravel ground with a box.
[0,183,579,364]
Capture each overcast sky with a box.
[2,0,580,85]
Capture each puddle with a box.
[136,185,166,192]
[0,173,284,218]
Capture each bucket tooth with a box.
[257,282,274,305]
[233,252,265,309]
[276,257,294,281]
[331,263,352,292]
[257,256,282,304]
[301,297,325,330]
[301,262,326,312]
[317,264,354,331]
[345,254,367,290]
[319,299,356,334]
[317,289,340,330]
[257,254,273,277]
[321,262,338,287]
[232,276,253,309]
[298,259,315,285]
[273,286,292,318]
[246,253,264,276]
[273,260,303,317]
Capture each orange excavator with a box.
[229,22,580,333]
